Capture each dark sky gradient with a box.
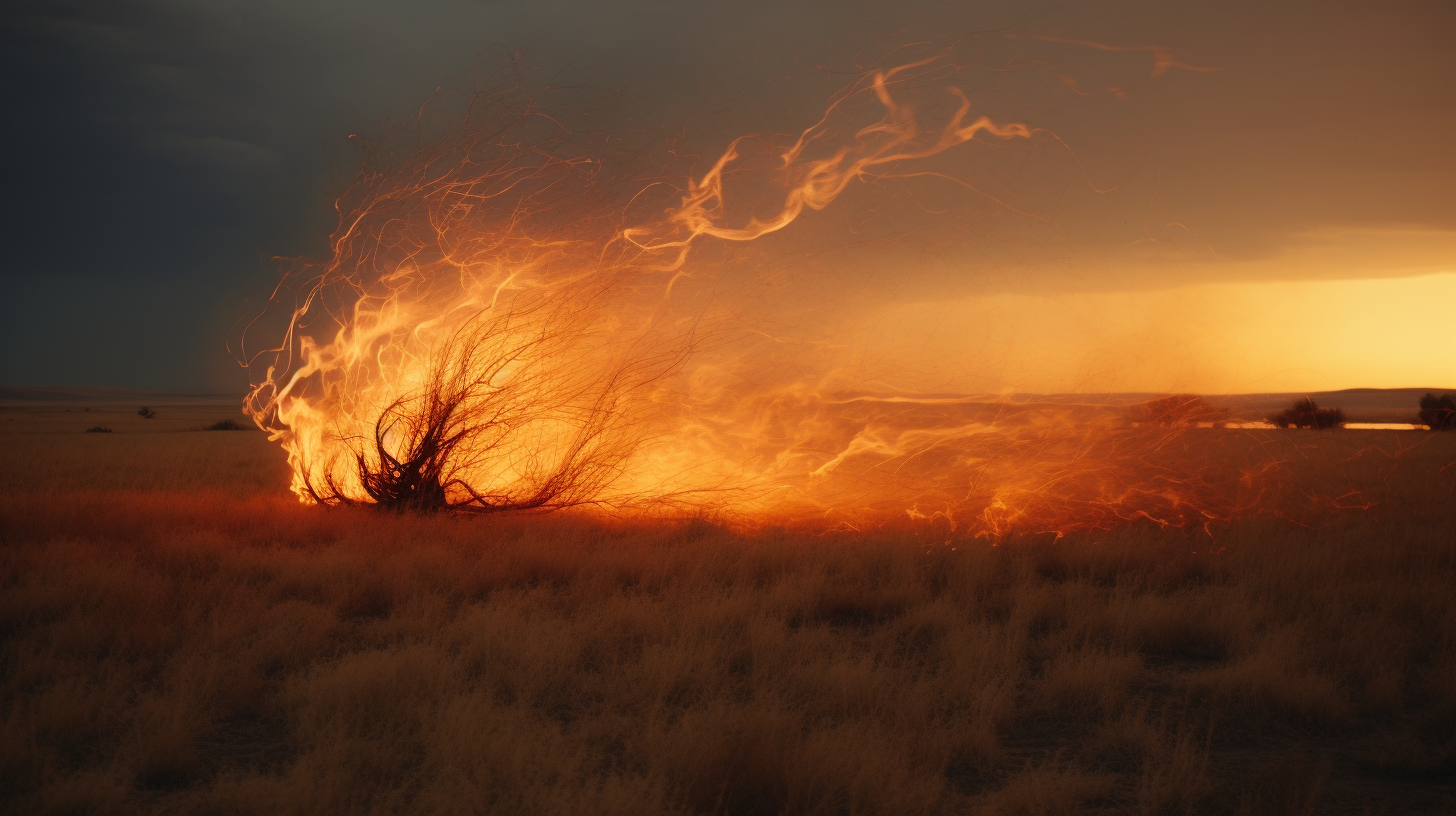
[2,0,1451,391]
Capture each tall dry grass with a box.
[1,405,1454,814]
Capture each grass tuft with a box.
[205,419,247,431]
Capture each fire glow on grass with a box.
[243,57,1304,536]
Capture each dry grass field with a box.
[2,402,1454,815]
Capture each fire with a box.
[243,57,1294,536]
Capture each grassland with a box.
[1,402,1454,815]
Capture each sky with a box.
[1,0,1452,393]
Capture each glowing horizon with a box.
[853,271,1454,397]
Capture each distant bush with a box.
[1268,397,1344,430]
[206,419,247,431]
[1419,393,1455,431]
[85,426,113,433]
[1125,394,1230,426]
[137,406,157,419]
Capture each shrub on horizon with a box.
[137,406,157,419]
[85,426,113,433]
[1418,393,1455,431]
[1124,394,1231,427]
[1268,397,1344,430]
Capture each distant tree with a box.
[1268,397,1344,429]
[85,426,113,433]
[137,406,156,419]
[1125,394,1230,426]
[1419,393,1456,431]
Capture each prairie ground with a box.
[1,403,1454,815]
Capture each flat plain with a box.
[2,402,1454,815]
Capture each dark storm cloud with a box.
[1,0,1452,389]
[0,0,537,389]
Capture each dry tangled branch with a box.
[302,301,668,514]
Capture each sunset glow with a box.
[863,271,1456,395]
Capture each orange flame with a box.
[243,58,1295,536]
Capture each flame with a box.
[243,58,1295,536]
